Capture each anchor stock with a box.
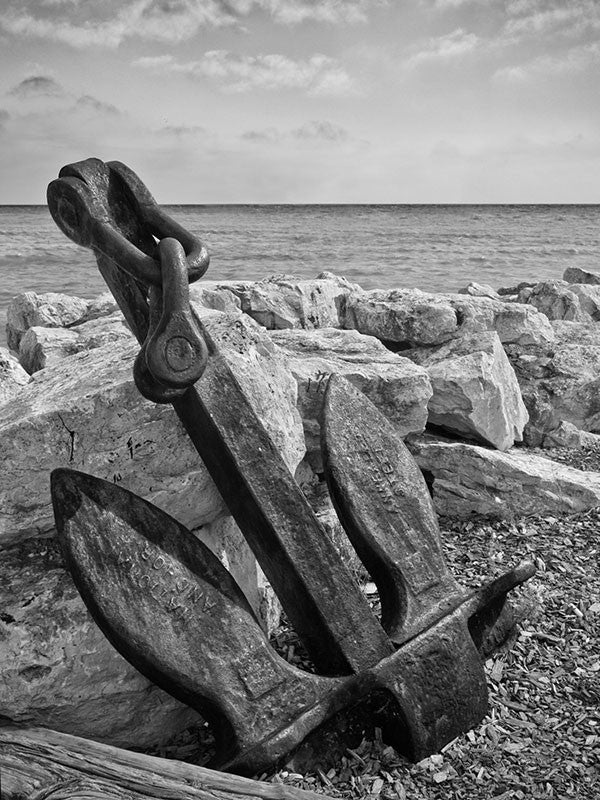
[47,157,535,773]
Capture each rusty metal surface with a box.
[47,157,535,774]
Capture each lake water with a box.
[1,204,599,347]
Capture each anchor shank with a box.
[173,347,394,675]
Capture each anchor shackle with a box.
[144,237,208,390]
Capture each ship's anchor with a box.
[47,158,535,775]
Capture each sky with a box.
[0,0,599,204]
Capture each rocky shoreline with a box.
[2,266,600,757]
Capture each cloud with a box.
[160,123,207,136]
[403,28,480,69]
[504,0,600,40]
[493,40,600,82]
[0,0,385,49]
[9,75,64,98]
[241,120,352,145]
[291,120,349,141]
[0,109,9,129]
[134,50,355,95]
[75,95,121,114]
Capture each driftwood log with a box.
[0,726,334,800]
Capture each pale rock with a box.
[508,320,600,445]
[457,282,500,299]
[563,266,600,285]
[517,280,591,323]
[569,284,600,320]
[0,348,29,405]
[82,292,120,322]
[230,272,358,330]
[342,288,459,346]
[0,536,200,748]
[343,287,554,349]
[0,310,304,546]
[271,327,431,468]
[409,436,600,518]
[18,313,134,374]
[443,294,556,347]
[6,291,90,351]
[407,331,528,451]
[541,421,600,449]
[189,281,243,314]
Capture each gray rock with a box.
[569,284,600,320]
[563,266,600,285]
[457,282,500,299]
[18,313,134,374]
[517,280,591,323]
[508,320,600,445]
[6,291,90,351]
[0,310,304,546]
[271,327,431,468]
[409,436,600,518]
[407,331,528,451]
[541,421,600,449]
[343,288,554,349]
[222,272,358,330]
[189,281,243,314]
[342,288,459,346]
[0,347,29,405]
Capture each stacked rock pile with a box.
[2,266,600,750]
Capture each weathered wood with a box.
[0,727,333,800]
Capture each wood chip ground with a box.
[144,445,600,799]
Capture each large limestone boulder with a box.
[407,331,528,450]
[6,292,91,352]
[342,288,459,347]
[507,320,600,445]
[0,347,29,405]
[0,535,201,747]
[271,327,431,467]
[342,288,554,349]
[193,272,358,331]
[409,437,600,518]
[563,266,600,285]
[0,310,304,546]
[569,284,600,320]
[18,313,134,374]
[517,280,591,323]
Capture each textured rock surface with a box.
[0,535,198,748]
[0,347,29,405]
[569,284,600,320]
[507,320,600,445]
[0,310,304,545]
[517,280,591,323]
[342,288,459,346]
[407,331,528,450]
[443,293,556,347]
[409,436,600,518]
[457,282,500,299]
[541,421,600,449]
[271,327,431,467]
[6,292,91,352]
[215,272,358,330]
[342,288,554,349]
[18,313,134,374]
[563,266,600,285]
